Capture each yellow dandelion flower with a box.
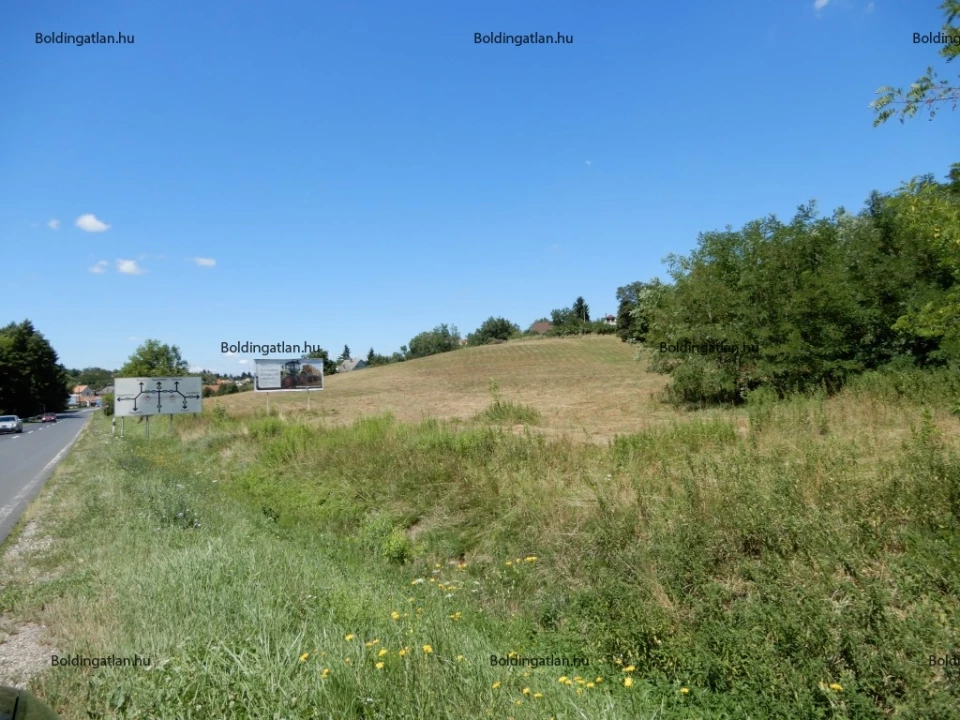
[378,649,388,657]
[586,682,595,689]
[623,665,636,673]
[595,677,603,683]
[523,671,530,678]
[829,683,843,692]
[422,645,433,654]
[624,677,634,688]
[575,677,584,685]
[299,652,309,662]
[398,648,407,657]
[492,681,501,689]
[615,658,623,666]
[533,693,543,699]
[435,563,441,569]
[525,556,537,563]
[320,668,330,677]
[508,651,518,659]
[391,611,400,621]
[408,597,414,602]
[345,634,355,641]
[558,676,568,684]
[680,687,689,694]
[576,688,583,696]
[505,561,513,566]
[564,679,573,686]
[456,655,465,662]
[321,652,327,657]
[522,688,531,696]
[514,700,522,706]
[375,661,384,670]
[344,658,351,664]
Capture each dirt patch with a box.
[0,620,59,687]
[2,520,54,568]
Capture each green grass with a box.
[2,383,960,718]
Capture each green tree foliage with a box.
[467,317,520,346]
[571,296,590,323]
[642,164,960,404]
[338,345,351,363]
[615,280,667,342]
[0,320,69,415]
[119,340,189,377]
[65,366,114,392]
[407,324,461,359]
[303,348,337,376]
[871,1,960,124]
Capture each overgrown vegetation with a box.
[0,320,69,416]
[4,374,959,718]
[615,162,960,406]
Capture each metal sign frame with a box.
[254,358,324,392]
[114,377,203,417]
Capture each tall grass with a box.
[3,385,960,718]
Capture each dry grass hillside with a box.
[217,336,679,442]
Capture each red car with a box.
[41,412,57,423]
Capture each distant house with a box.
[72,385,97,407]
[336,358,368,373]
[458,338,469,347]
[529,321,553,335]
[601,314,616,325]
[100,385,115,396]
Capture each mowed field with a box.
[219,336,678,442]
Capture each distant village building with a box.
[601,314,616,325]
[71,385,97,407]
[529,321,553,335]
[336,358,368,373]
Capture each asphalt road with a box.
[0,409,95,543]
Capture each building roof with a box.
[73,385,89,394]
[529,321,553,335]
[337,358,367,372]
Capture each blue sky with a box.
[2,0,956,374]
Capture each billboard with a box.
[114,377,203,417]
[254,358,324,392]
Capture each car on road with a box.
[41,412,57,423]
[0,415,24,434]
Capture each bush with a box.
[101,393,115,416]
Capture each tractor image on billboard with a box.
[280,360,323,389]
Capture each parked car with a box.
[0,415,23,433]
[41,412,57,423]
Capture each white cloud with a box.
[116,259,144,275]
[194,257,216,267]
[813,0,830,10]
[48,219,60,230]
[238,359,249,365]
[75,213,111,232]
[585,160,592,166]
[88,260,109,274]
[223,351,235,357]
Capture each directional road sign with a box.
[114,377,203,417]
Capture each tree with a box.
[367,347,375,363]
[304,348,338,376]
[407,324,461,359]
[0,320,69,416]
[571,297,590,323]
[467,317,521,346]
[871,1,960,124]
[338,345,351,363]
[616,280,667,343]
[119,340,189,377]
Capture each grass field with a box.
[217,336,685,443]
[2,337,960,719]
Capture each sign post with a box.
[254,359,323,414]
[114,377,203,442]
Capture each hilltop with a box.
[216,336,677,442]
